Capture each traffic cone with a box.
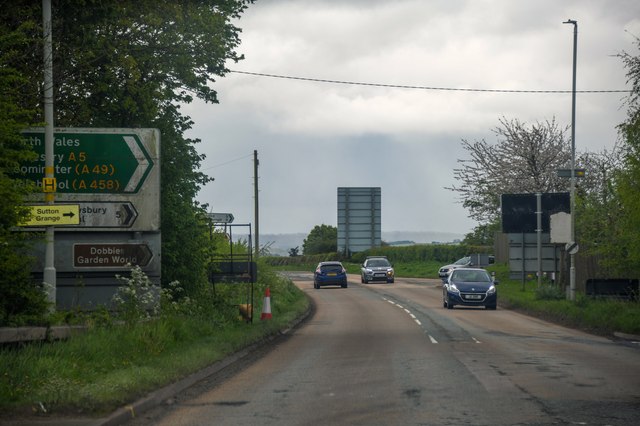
[260,287,272,320]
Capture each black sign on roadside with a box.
[501,192,570,233]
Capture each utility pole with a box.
[42,0,56,308]
[253,150,259,259]
[563,19,578,301]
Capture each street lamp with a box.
[563,19,577,301]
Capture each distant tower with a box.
[337,187,381,254]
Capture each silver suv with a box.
[361,256,395,284]
[438,256,471,280]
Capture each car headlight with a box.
[487,285,496,295]
[387,269,394,276]
[449,284,460,294]
[364,268,373,274]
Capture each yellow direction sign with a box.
[20,204,80,226]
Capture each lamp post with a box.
[563,19,577,301]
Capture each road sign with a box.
[17,130,154,194]
[565,241,579,255]
[73,243,153,268]
[20,204,80,226]
[42,177,56,192]
[71,202,138,228]
[207,212,234,223]
[557,168,585,178]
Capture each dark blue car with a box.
[314,261,348,289]
[443,268,498,310]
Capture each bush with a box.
[0,237,50,326]
[350,244,491,264]
[535,284,566,301]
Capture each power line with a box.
[199,153,253,171]
[229,70,631,94]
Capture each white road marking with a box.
[383,297,439,343]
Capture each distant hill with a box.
[261,231,464,256]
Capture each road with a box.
[129,274,640,425]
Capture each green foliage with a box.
[535,284,566,301]
[0,262,308,415]
[0,236,50,326]
[0,9,48,326]
[350,244,490,265]
[302,224,337,255]
[615,39,640,277]
[488,263,640,335]
[575,38,640,279]
[0,1,255,313]
[112,265,163,327]
[463,221,500,245]
[288,246,300,257]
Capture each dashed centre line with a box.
[382,297,482,344]
[384,297,436,343]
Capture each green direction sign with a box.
[15,131,153,194]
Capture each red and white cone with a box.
[260,287,272,320]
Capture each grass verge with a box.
[0,265,309,417]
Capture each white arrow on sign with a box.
[123,136,151,192]
[207,212,234,223]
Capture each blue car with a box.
[314,261,348,289]
[443,268,498,310]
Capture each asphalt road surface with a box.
[128,274,640,426]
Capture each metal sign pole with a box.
[42,0,56,308]
[563,19,578,301]
[536,193,542,287]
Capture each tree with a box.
[447,117,571,226]
[0,14,49,324]
[0,1,253,294]
[573,146,626,274]
[288,246,300,257]
[613,38,640,276]
[462,222,500,246]
[303,225,337,255]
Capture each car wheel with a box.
[387,279,394,284]
[342,283,348,288]
[446,296,454,309]
[485,304,497,310]
[363,277,369,284]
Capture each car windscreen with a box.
[451,270,491,282]
[367,259,390,267]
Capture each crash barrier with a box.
[0,325,87,344]
[585,278,639,301]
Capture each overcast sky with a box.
[183,0,640,238]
